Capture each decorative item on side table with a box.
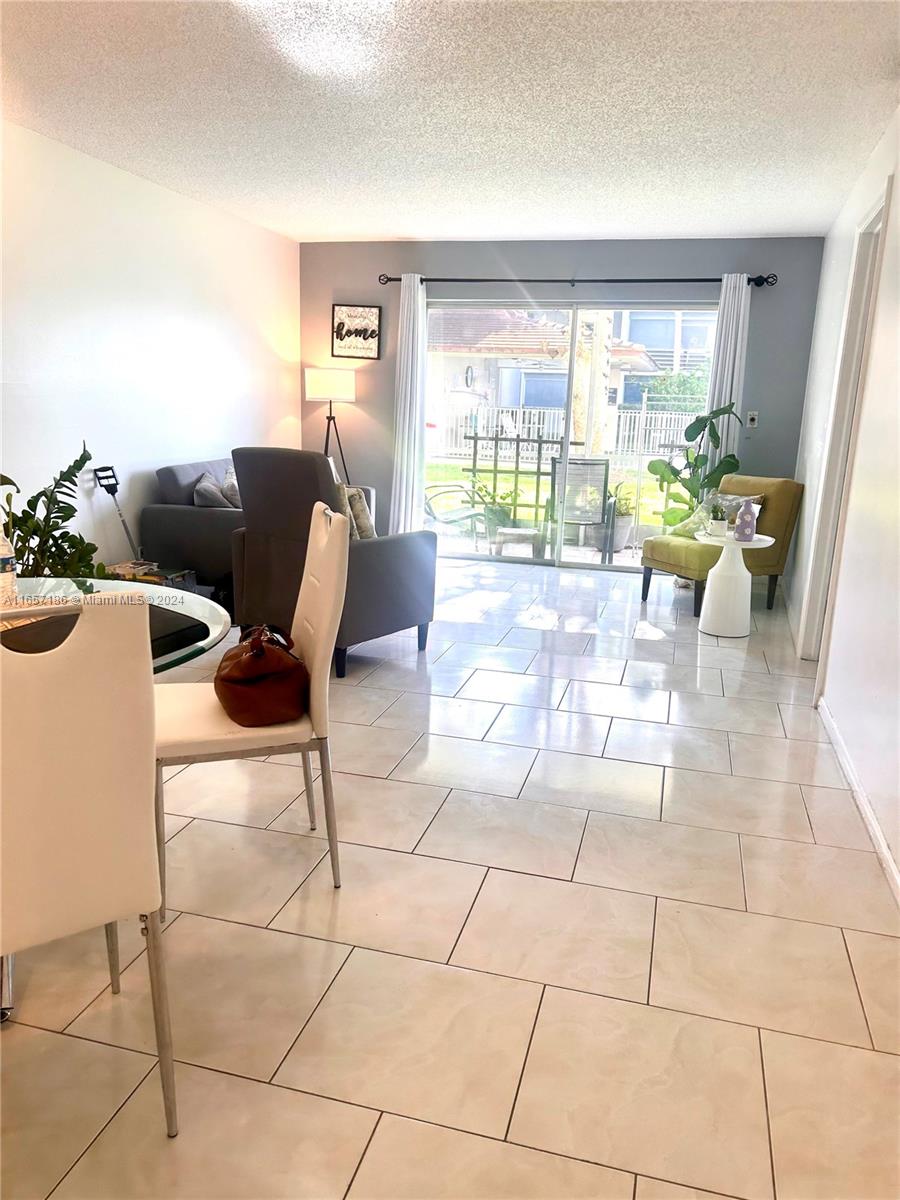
[305,367,356,482]
[707,501,728,538]
[733,496,758,542]
[332,304,381,360]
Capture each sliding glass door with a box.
[424,303,717,569]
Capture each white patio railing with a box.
[432,401,700,462]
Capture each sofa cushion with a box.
[156,459,233,506]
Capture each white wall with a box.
[820,167,899,872]
[789,111,899,873]
[2,122,302,562]
[786,112,898,656]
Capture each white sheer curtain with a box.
[707,272,751,464]
[389,273,427,533]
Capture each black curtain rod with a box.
[377,273,778,288]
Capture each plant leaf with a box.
[683,415,707,442]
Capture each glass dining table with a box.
[0,577,231,1019]
[0,576,231,671]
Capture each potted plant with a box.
[612,485,636,552]
[1,444,106,578]
[647,403,743,529]
[469,477,520,548]
[707,501,728,537]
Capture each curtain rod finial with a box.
[378,274,390,285]
[749,273,778,287]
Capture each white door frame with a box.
[795,177,893,668]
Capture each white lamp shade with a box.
[304,367,356,403]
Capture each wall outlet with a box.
[746,411,759,429]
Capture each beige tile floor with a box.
[3,559,898,1200]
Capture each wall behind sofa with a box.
[2,122,302,562]
[299,237,823,532]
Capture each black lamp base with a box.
[323,402,350,483]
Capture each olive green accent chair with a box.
[641,474,804,618]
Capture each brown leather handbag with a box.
[214,625,310,727]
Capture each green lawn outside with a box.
[424,459,667,529]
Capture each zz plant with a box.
[647,403,742,528]
[1,444,106,577]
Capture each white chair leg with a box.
[318,739,341,888]
[154,762,167,922]
[301,750,317,831]
[104,922,121,994]
[141,910,178,1137]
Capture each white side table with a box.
[696,532,775,637]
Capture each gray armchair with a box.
[231,448,437,677]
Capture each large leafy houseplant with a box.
[647,403,742,528]
[1,444,106,577]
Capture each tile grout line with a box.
[737,835,749,911]
[266,946,357,1085]
[341,1110,383,1200]
[569,809,591,882]
[503,983,545,1141]
[796,784,818,845]
[840,927,876,1051]
[757,1027,779,1200]
[408,787,453,853]
[264,843,332,929]
[645,895,659,1005]
[443,867,489,965]
[43,1057,158,1200]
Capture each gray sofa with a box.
[139,458,244,603]
[232,447,437,676]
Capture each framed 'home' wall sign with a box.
[332,304,382,360]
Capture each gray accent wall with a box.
[299,238,823,531]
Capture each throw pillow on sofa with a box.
[334,483,359,539]
[221,465,241,508]
[194,472,232,508]
[347,487,376,539]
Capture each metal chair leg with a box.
[141,910,178,1137]
[0,954,14,1022]
[301,750,317,831]
[317,739,341,888]
[154,762,167,922]
[104,922,121,994]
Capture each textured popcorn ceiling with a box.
[2,1,898,241]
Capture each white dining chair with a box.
[0,594,178,1137]
[153,503,350,912]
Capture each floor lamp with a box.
[304,367,356,482]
